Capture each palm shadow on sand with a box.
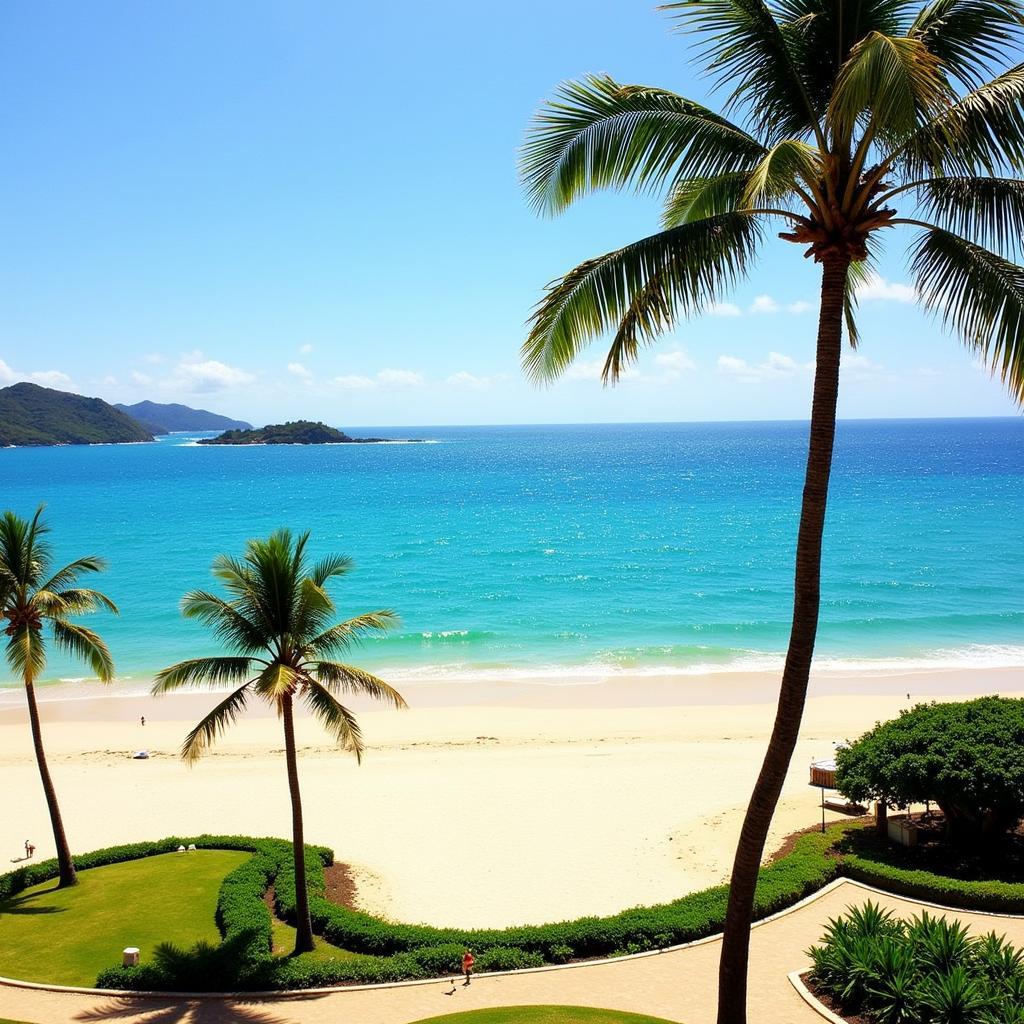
[74,995,325,1024]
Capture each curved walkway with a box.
[4,879,1024,1024]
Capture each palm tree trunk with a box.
[24,677,77,887]
[716,253,850,1024]
[282,693,315,954]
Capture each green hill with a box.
[115,400,251,433]
[0,383,155,446]
[197,420,355,445]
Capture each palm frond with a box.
[772,0,917,113]
[5,626,46,683]
[844,257,878,348]
[293,577,335,639]
[35,587,118,617]
[38,556,107,594]
[909,176,1024,257]
[310,660,408,710]
[152,656,256,695]
[253,662,300,702]
[301,678,364,762]
[303,611,398,657]
[910,0,1024,89]
[661,172,751,227]
[181,590,268,653]
[742,138,820,205]
[662,0,822,142]
[180,682,251,764]
[521,74,765,214]
[308,554,354,587]
[910,226,1024,400]
[900,64,1024,177]
[522,213,763,383]
[51,621,115,681]
[0,506,51,591]
[829,31,951,148]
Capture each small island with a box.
[197,420,420,445]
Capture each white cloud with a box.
[857,274,917,303]
[0,358,75,390]
[377,368,424,387]
[447,371,491,388]
[563,359,642,383]
[787,300,812,314]
[718,351,812,384]
[750,294,780,314]
[332,374,375,390]
[131,371,153,386]
[142,353,164,365]
[287,362,312,379]
[841,352,885,382]
[299,343,313,355]
[654,349,696,376]
[101,375,118,387]
[30,370,73,388]
[174,354,255,393]
[709,302,742,317]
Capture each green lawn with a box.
[0,850,248,986]
[410,1009,681,1024]
[270,915,364,963]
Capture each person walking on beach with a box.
[462,949,474,986]
[24,840,34,859]
[140,715,146,726]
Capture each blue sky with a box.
[0,0,1019,426]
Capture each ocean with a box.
[0,418,1021,694]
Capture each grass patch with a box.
[270,916,365,963]
[0,850,248,986]
[410,1009,681,1024]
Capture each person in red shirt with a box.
[462,949,474,986]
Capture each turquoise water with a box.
[0,419,1021,692]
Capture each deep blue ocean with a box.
[0,419,1021,692]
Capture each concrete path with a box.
[3,879,1024,1024]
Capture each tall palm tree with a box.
[0,506,117,888]
[154,529,406,955]
[520,3,1024,1020]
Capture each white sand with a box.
[1,666,1020,929]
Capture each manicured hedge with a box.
[837,829,1024,914]
[13,819,1024,993]
[257,827,841,988]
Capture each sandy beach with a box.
[1,666,1021,930]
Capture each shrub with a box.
[837,697,1024,845]
[809,902,1024,1024]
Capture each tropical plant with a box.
[0,505,117,887]
[519,3,1024,1020]
[837,697,1024,845]
[153,529,406,954]
[810,903,1023,1024]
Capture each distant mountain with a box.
[114,401,252,433]
[197,420,419,445]
[0,383,155,446]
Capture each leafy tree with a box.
[0,506,117,887]
[837,697,1024,844]
[519,3,1024,1020]
[154,529,406,954]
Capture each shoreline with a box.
[2,665,1022,929]
[4,662,1024,714]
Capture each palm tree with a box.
[154,528,406,955]
[520,4,1024,1021]
[0,506,118,888]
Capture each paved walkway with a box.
[4,879,1024,1024]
